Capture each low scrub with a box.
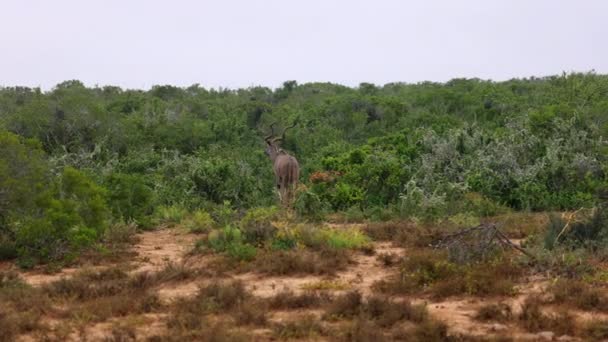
[373,249,523,298]
[252,248,351,276]
[239,206,279,244]
[325,291,427,327]
[297,224,371,251]
[205,226,257,261]
[518,297,576,335]
[474,303,512,322]
[183,209,215,233]
[549,278,608,312]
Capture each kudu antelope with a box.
[264,123,300,206]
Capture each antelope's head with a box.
[264,122,295,161]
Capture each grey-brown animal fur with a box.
[264,123,300,206]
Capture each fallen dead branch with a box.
[433,223,535,264]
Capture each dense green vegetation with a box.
[1,72,607,265]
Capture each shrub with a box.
[104,173,155,227]
[184,210,215,233]
[296,225,371,251]
[549,278,608,311]
[518,297,576,335]
[239,207,278,245]
[14,167,110,265]
[374,250,522,298]
[253,248,351,276]
[544,207,608,251]
[475,303,512,322]
[104,221,137,245]
[273,314,325,339]
[154,204,187,226]
[320,227,371,250]
[294,189,326,221]
[584,320,608,341]
[207,226,256,261]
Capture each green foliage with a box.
[154,204,187,227]
[15,167,109,265]
[543,206,608,252]
[294,225,371,251]
[184,210,215,233]
[207,226,256,261]
[104,173,155,227]
[319,227,371,250]
[294,189,326,221]
[1,73,607,266]
[239,206,278,244]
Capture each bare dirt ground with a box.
[5,222,604,341]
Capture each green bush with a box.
[104,173,155,227]
[184,210,215,233]
[206,225,257,261]
[294,189,326,221]
[295,225,371,251]
[240,207,279,244]
[15,167,110,265]
[154,204,187,227]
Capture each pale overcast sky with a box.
[1,0,606,90]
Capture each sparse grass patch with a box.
[341,317,387,342]
[363,221,442,248]
[324,291,427,328]
[154,205,187,227]
[204,225,257,261]
[183,209,215,233]
[373,249,523,298]
[549,278,608,311]
[296,224,372,251]
[518,297,576,335]
[364,295,427,327]
[321,227,371,250]
[104,221,138,246]
[163,280,264,339]
[267,290,330,310]
[301,280,350,291]
[474,303,512,322]
[411,318,450,342]
[273,314,326,339]
[325,291,363,319]
[252,248,351,276]
[377,252,400,267]
[583,319,608,341]
[239,206,279,245]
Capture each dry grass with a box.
[474,303,512,322]
[549,278,608,312]
[273,314,326,339]
[411,319,451,342]
[267,290,330,310]
[518,297,576,335]
[340,318,387,342]
[377,252,400,267]
[252,248,352,276]
[324,291,427,328]
[363,221,440,247]
[0,271,51,341]
[373,249,523,299]
[163,280,266,339]
[301,280,350,291]
[583,319,608,341]
[487,212,548,239]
